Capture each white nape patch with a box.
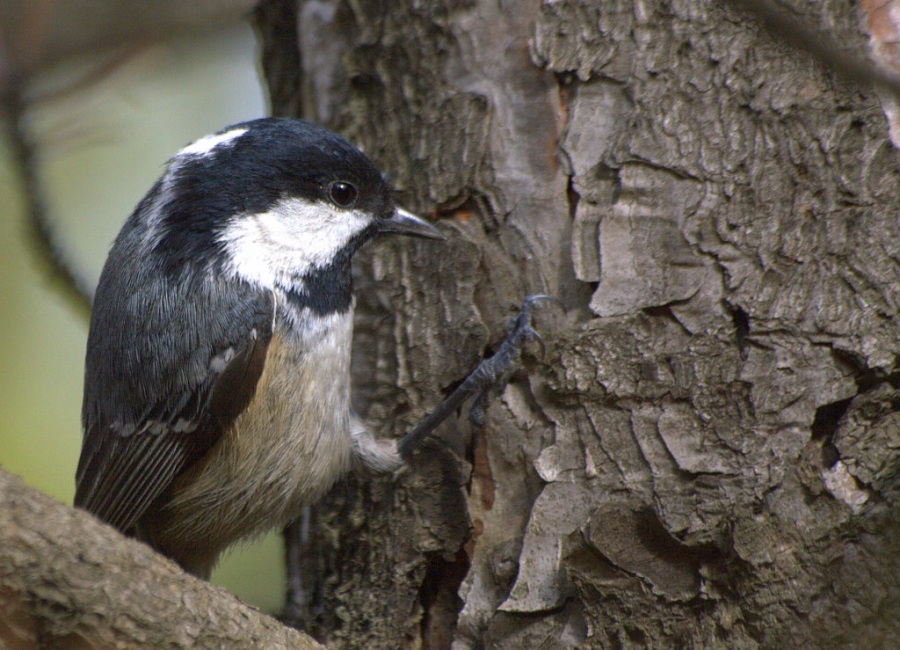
[177,127,248,158]
[218,196,372,289]
[138,129,246,247]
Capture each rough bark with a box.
[258,0,900,648]
[0,469,322,649]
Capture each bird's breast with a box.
[165,309,355,545]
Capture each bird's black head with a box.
[136,118,442,288]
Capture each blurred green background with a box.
[0,22,287,613]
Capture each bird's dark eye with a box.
[328,181,358,208]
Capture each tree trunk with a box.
[257,0,900,647]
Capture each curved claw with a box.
[527,326,546,360]
[519,323,547,361]
[522,294,564,312]
[508,295,559,359]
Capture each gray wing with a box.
[75,263,274,533]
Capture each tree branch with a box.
[0,469,322,649]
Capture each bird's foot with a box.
[396,295,560,459]
[467,295,559,426]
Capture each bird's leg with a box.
[396,295,557,461]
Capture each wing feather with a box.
[75,269,274,534]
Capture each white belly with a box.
[164,311,355,549]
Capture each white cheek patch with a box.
[177,128,248,158]
[218,197,372,289]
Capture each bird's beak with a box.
[379,207,445,240]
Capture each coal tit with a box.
[74,118,444,577]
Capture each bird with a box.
[74,117,445,578]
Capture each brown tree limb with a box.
[0,468,322,649]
